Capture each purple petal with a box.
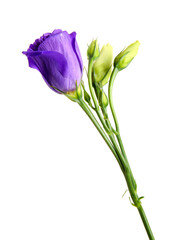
[28,29,63,51]
[51,29,62,35]
[38,31,70,54]
[70,32,83,72]
[29,33,51,51]
[23,51,77,92]
[38,32,82,85]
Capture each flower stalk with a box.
[78,95,154,239]
[84,46,155,239]
[23,31,155,239]
[78,93,155,240]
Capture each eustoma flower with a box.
[23,30,155,240]
[23,29,83,93]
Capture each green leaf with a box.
[129,197,137,207]
[122,189,128,198]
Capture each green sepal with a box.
[115,52,133,71]
[75,81,82,100]
[84,90,91,104]
[101,66,113,86]
[51,85,81,103]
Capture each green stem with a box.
[138,205,155,240]
[79,98,155,239]
[108,68,155,239]
[103,110,129,173]
[108,68,128,160]
[78,99,125,173]
[108,68,137,189]
[124,174,155,240]
[88,59,128,171]
[108,68,120,132]
[108,69,128,163]
[88,59,111,134]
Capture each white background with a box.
[0,0,175,239]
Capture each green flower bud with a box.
[114,41,140,70]
[93,44,113,85]
[100,91,108,108]
[87,40,100,60]
[101,66,112,86]
[94,84,108,109]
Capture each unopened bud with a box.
[100,91,108,108]
[87,40,99,60]
[114,41,140,70]
[93,44,113,85]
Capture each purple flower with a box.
[23,29,83,93]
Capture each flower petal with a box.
[51,29,62,35]
[70,32,83,72]
[38,31,82,85]
[29,33,51,51]
[23,50,76,92]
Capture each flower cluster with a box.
[23,29,139,96]
[23,30,155,240]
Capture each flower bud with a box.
[101,67,112,86]
[23,30,83,94]
[93,44,113,85]
[87,40,99,59]
[100,91,108,109]
[114,41,140,70]
[94,84,108,109]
